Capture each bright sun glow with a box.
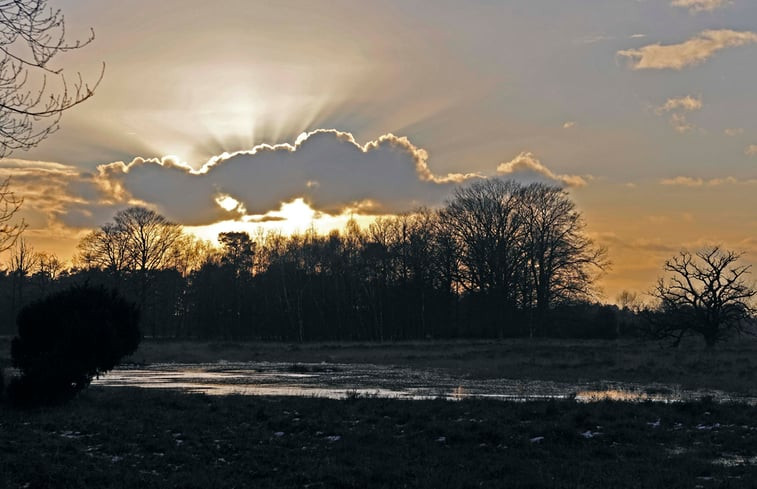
[215,194,243,212]
[260,198,317,230]
[186,197,379,245]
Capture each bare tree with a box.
[0,177,24,250]
[165,233,214,277]
[518,183,607,320]
[0,0,103,157]
[8,237,38,318]
[616,290,640,312]
[440,179,524,300]
[648,247,756,347]
[114,207,183,275]
[76,223,131,281]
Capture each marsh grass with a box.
[2,388,757,488]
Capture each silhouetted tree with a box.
[76,223,131,285]
[9,285,140,405]
[219,231,255,275]
[647,247,756,347]
[115,207,183,275]
[8,238,38,321]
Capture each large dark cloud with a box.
[95,129,480,225]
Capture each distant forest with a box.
[0,179,636,341]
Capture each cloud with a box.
[746,145,757,156]
[671,0,731,13]
[659,176,754,186]
[575,35,614,45]
[656,95,702,113]
[654,96,701,133]
[94,130,483,226]
[618,30,757,70]
[562,121,576,129]
[724,128,744,136]
[0,159,119,231]
[669,113,694,133]
[496,152,589,188]
[660,176,705,187]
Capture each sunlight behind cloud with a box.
[215,194,245,214]
[185,197,379,245]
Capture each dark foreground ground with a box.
[2,387,757,489]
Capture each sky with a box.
[4,0,757,301]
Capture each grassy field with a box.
[2,387,757,488]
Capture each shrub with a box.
[8,285,140,405]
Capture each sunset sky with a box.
[5,0,757,301]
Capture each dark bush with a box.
[8,285,140,405]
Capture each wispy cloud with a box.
[656,95,702,113]
[654,96,702,133]
[670,113,695,133]
[671,0,731,13]
[563,121,576,129]
[618,30,757,70]
[659,176,754,186]
[496,152,588,188]
[724,128,744,136]
[746,145,757,156]
[575,35,614,45]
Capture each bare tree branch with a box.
[0,0,103,157]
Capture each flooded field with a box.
[94,361,757,404]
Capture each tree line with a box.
[0,179,624,341]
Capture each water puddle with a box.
[93,361,757,403]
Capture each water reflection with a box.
[93,362,757,404]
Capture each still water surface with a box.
[94,361,757,403]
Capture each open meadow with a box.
[4,337,757,487]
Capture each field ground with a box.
[2,388,757,488]
[4,339,757,487]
